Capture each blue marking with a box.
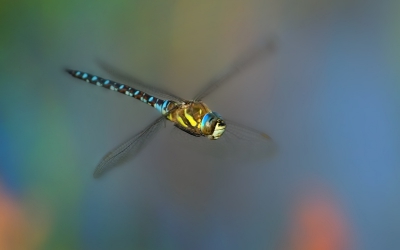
[148,97,153,102]
[134,90,140,95]
[161,101,169,114]
[75,71,81,76]
[104,80,110,85]
[119,85,125,89]
[91,76,97,81]
[82,73,88,79]
[201,113,213,131]
[155,101,162,112]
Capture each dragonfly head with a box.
[201,112,226,140]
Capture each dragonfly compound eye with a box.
[201,112,226,140]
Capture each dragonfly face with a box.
[200,111,226,140]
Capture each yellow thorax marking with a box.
[184,109,197,127]
[167,113,173,121]
[177,116,188,127]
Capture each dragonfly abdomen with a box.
[66,69,176,115]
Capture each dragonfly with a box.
[66,40,275,178]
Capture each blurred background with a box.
[1,0,399,249]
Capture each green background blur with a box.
[1,0,400,249]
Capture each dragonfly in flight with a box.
[66,40,275,178]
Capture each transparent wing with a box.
[94,116,165,178]
[97,60,185,102]
[194,38,276,101]
[171,119,276,160]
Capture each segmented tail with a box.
[66,69,175,115]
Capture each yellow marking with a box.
[184,109,197,127]
[177,116,188,127]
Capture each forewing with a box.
[171,119,276,160]
[194,38,276,101]
[97,60,184,102]
[93,116,165,178]
[221,119,276,159]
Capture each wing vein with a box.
[93,116,165,178]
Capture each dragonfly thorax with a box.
[166,101,226,139]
